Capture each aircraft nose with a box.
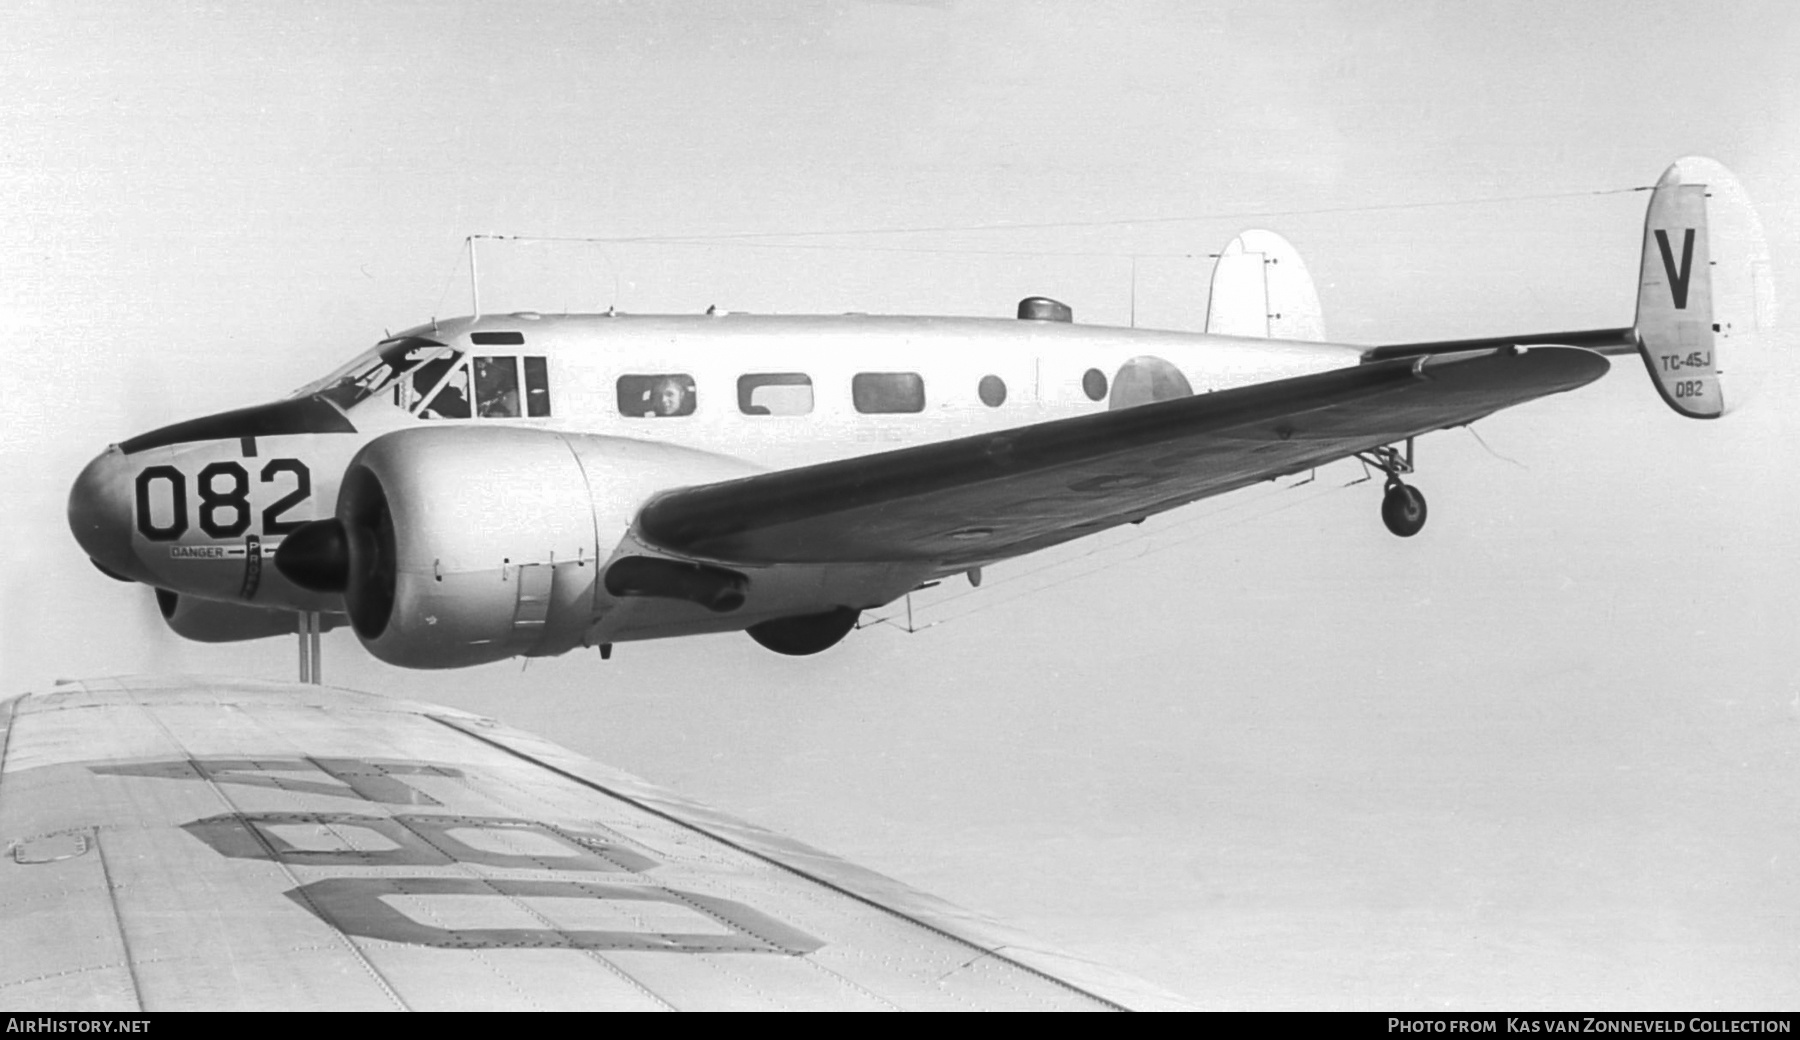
[68,448,145,582]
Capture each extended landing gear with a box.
[1356,438,1428,538]
[1380,482,1428,538]
[746,607,861,656]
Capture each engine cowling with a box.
[155,588,341,643]
[290,426,757,669]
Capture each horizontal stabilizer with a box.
[1364,156,1776,422]
[1206,230,1326,341]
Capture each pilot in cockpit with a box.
[475,357,521,418]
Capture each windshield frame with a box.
[288,335,454,411]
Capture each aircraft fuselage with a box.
[70,310,1360,646]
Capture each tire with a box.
[1381,483,1428,538]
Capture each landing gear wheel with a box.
[1381,482,1428,538]
[746,607,861,656]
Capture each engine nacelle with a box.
[155,588,341,643]
[320,426,757,669]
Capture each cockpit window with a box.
[415,355,547,420]
[405,353,461,411]
[474,356,521,418]
[419,359,471,419]
[291,336,455,411]
[523,356,551,417]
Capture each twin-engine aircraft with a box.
[69,164,1742,670]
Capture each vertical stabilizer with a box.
[1206,230,1326,341]
[1635,165,1721,418]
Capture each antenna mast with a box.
[469,235,482,318]
[1129,255,1138,329]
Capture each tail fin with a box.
[1635,165,1722,418]
[1206,230,1326,341]
[1634,158,1776,419]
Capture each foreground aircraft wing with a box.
[0,677,1189,1011]
[639,346,1607,567]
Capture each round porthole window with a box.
[978,375,1007,407]
[1082,368,1108,401]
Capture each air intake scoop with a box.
[1017,297,1073,322]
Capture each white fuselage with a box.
[400,311,1361,469]
[76,310,1366,653]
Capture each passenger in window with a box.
[653,376,691,417]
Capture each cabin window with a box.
[1082,368,1108,402]
[474,356,521,418]
[852,372,925,414]
[978,375,1007,408]
[618,374,697,417]
[738,373,813,416]
[523,356,551,417]
[419,360,471,419]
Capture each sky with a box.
[5,0,1800,1010]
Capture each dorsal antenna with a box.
[468,235,482,319]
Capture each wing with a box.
[1360,326,1639,363]
[0,677,1190,1011]
[638,346,1608,567]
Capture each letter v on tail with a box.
[1654,227,1695,310]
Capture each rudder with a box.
[1635,164,1722,418]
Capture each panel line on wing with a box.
[187,701,687,1009]
[97,677,414,1012]
[88,828,146,1011]
[426,713,1132,1012]
[0,693,19,819]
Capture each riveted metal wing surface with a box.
[0,677,1190,1011]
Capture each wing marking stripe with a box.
[207,703,681,1010]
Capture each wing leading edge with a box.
[0,677,1191,1011]
[638,346,1608,567]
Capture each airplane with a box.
[66,162,1747,673]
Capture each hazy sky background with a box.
[5,0,1798,1009]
